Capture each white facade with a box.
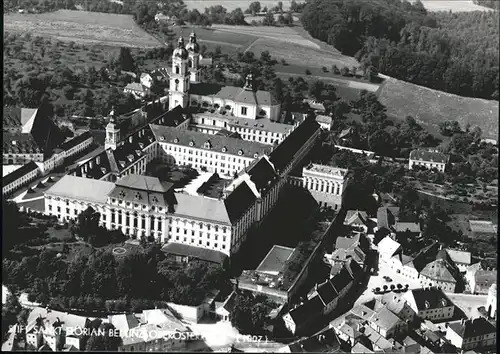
[159,142,255,178]
[3,165,40,195]
[409,159,446,172]
[445,320,496,350]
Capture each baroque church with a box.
[42,33,323,262]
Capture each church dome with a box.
[185,32,200,53]
[173,36,188,59]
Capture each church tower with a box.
[185,32,201,83]
[169,36,190,110]
[105,107,120,150]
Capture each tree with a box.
[86,323,122,351]
[231,293,268,334]
[308,80,325,102]
[262,11,276,26]
[247,1,261,15]
[71,206,101,243]
[118,47,135,72]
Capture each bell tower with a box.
[186,32,201,83]
[169,36,190,110]
[105,107,120,150]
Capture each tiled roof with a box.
[448,318,496,340]
[124,82,147,92]
[161,242,228,264]
[469,220,497,234]
[45,175,115,204]
[335,233,360,250]
[221,291,238,313]
[351,342,374,353]
[409,149,448,163]
[228,117,293,134]
[315,115,332,125]
[3,132,42,154]
[406,287,452,311]
[108,175,174,207]
[60,131,92,151]
[269,119,320,173]
[173,192,231,224]
[395,222,421,233]
[345,210,369,226]
[150,124,272,159]
[411,242,439,272]
[378,236,401,258]
[369,307,401,331]
[224,181,257,223]
[445,249,471,265]
[190,83,278,106]
[315,279,339,305]
[288,295,323,324]
[379,294,412,318]
[420,259,458,283]
[3,161,39,186]
[331,265,353,292]
[247,156,278,193]
[377,206,400,230]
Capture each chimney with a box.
[89,160,93,169]
[129,136,133,143]
[96,156,100,165]
[461,318,465,325]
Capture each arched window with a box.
[188,59,192,68]
[175,79,179,91]
[175,66,180,74]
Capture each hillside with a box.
[377,77,499,139]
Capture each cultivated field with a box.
[377,77,499,139]
[213,24,320,48]
[248,37,358,68]
[410,0,494,12]
[184,0,301,11]
[4,10,161,47]
[170,25,256,53]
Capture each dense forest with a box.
[302,0,499,100]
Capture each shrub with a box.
[305,69,312,75]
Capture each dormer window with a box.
[139,142,144,148]
[238,150,243,156]
[189,141,194,147]
[174,138,179,143]
[159,136,165,141]
[120,161,126,167]
[127,155,134,162]
[222,146,227,153]
[204,141,211,149]
[253,153,258,158]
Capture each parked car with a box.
[383,276,392,282]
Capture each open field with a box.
[213,24,319,48]
[410,0,494,12]
[248,37,357,68]
[377,77,499,139]
[4,10,161,47]
[184,0,301,11]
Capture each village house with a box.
[403,287,455,322]
[445,249,472,273]
[467,268,497,294]
[124,82,150,99]
[409,149,449,172]
[445,318,496,351]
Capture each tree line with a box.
[302,0,499,100]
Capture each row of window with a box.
[163,144,248,163]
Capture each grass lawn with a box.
[4,10,161,47]
[170,25,256,48]
[377,77,499,140]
